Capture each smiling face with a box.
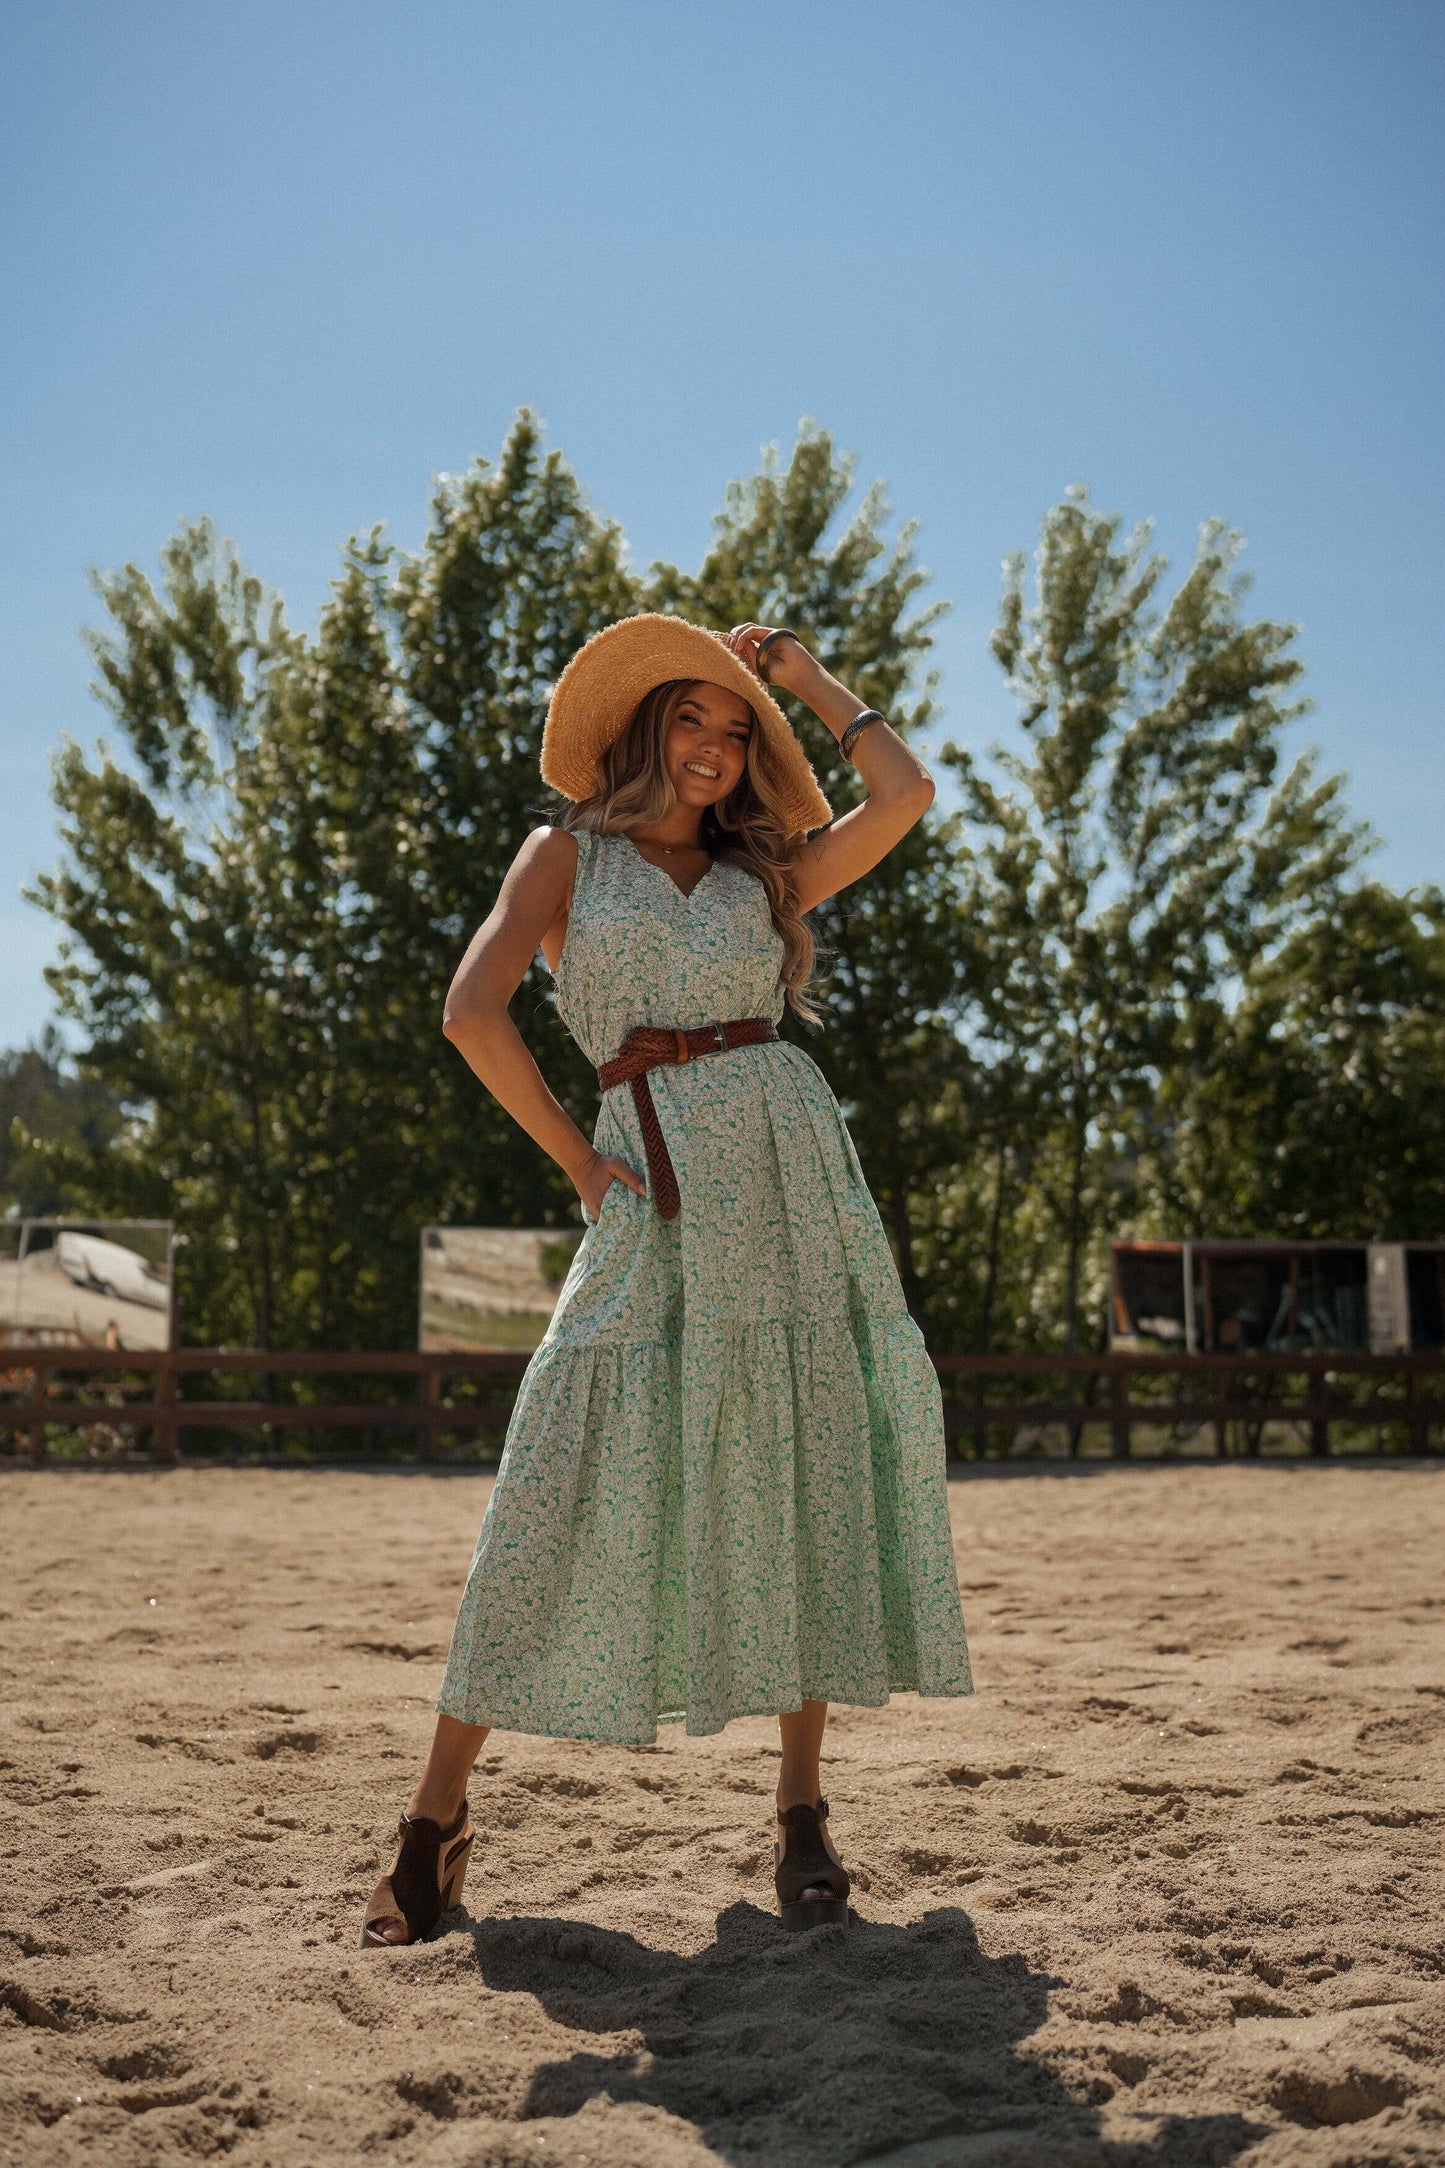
[660,680,754,811]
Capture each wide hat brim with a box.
[541,614,833,838]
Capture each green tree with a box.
[648,422,975,1327]
[1143,881,1445,1241]
[29,517,301,1339]
[38,428,1435,1371]
[390,415,638,1233]
[1,1028,123,1216]
[943,488,1365,1352]
[30,411,636,1346]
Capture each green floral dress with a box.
[436,829,973,1744]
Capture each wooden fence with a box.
[932,1350,1445,1458]
[2,1345,1443,1464]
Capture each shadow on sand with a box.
[442,1901,1266,2167]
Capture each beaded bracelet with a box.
[839,707,885,762]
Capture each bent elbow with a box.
[909,771,936,817]
[444,991,504,1048]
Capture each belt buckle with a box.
[704,1020,726,1054]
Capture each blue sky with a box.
[3,0,1441,1046]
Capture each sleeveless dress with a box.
[435,829,973,1744]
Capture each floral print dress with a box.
[435,829,973,1744]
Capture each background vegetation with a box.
[10,410,1445,1351]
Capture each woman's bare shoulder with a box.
[504,824,580,892]
[516,824,579,868]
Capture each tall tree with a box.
[647,422,975,1327]
[29,516,303,1340]
[29,411,637,1346]
[391,412,638,1232]
[943,488,1365,1350]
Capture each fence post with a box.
[1309,1365,1329,1457]
[153,1354,177,1464]
[1213,1366,1229,1458]
[421,1366,441,1461]
[1110,1366,1130,1459]
[1407,1362,1426,1456]
[27,1363,46,1466]
[1065,1367,1084,1458]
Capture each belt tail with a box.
[630,1071,682,1220]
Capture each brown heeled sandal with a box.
[773,1797,851,1931]
[361,1798,474,1949]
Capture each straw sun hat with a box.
[540,614,833,837]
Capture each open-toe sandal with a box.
[773,1796,851,1931]
[361,1798,474,1949]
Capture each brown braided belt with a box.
[595,1018,781,1220]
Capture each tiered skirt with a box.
[436,1040,972,1743]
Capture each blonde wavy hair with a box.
[562,678,823,1024]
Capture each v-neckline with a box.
[620,833,718,904]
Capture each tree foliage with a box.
[1,1029,123,1217]
[647,425,973,1320]
[1143,881,1445,1243]
[28,413,635,1345]
[21,424,1445,1355]
[937,490,1370,1349]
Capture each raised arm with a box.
[725,625,935,914]
[442,826,647,1219]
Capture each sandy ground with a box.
[1,1463,1442,2168]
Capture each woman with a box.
[362,615,973,1948]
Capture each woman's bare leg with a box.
[777,1699,828,1810]
[365,1716,492,1946]
[776,1699,846,1883]
[408,1714,489,1825]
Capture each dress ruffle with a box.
[437,1308,972,1742]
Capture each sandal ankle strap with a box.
[777,1795,829,1825]
[399,1797,470,1841]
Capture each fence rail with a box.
[2,1345,1443,1465]
[932,1350,1445,1458]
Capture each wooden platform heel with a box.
[773,1797,851,1930]
[361,1799,474,1948]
